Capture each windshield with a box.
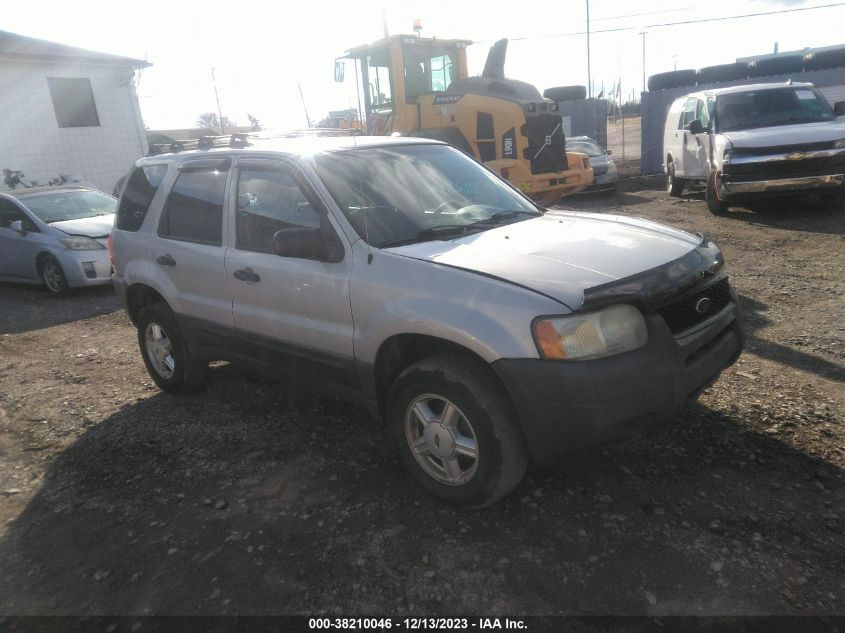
[566,139,604,157]
[21,190,116,223]
[313,144,540,248]
[715,87,835,132]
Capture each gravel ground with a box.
[0,182,843,616]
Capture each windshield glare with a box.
[313,144,539,247]
[715,87,834,132]
[21,190,117,223]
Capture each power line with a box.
[591,6,693,23]
[507,2,845,42]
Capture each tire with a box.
[696,62,748,85]
[386,354,529,508]
[39,255,71,297]
[804,48,845,71]
[748,55,804,77]
[706,171,729,215]
[647,69,697,92]
[543,85,587,102]
[666,160,685,197]
[136,302,207,393]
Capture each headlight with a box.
[834,138,845,149]
[606,160,617,173]
[532,304,648,360]
[722,148,733,164]
[58,235,105,250]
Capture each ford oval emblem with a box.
[695,297,713,315]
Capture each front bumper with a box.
[56,249,112,287]
[492,296,744,466]
[721,173,844,196]
[720,146,845,199]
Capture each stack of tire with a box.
[646,47,845,91]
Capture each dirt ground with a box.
[0,182,843,617]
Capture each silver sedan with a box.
[566,136,618,193]
[0,186,116,296]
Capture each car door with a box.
[690,98,712,178]
[0,197,41,281]
[679,97,705,178]
[151,158,234,341]
[664,97,686,171]
[224,157,356,388]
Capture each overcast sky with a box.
[4,0,844,131]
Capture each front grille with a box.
[658,278,732,334]
[730,141,835,156]
[522,115,568,175]
[724,154,845,180]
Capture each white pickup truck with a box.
[663,82,845,213]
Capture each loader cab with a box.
[341,35,471,134]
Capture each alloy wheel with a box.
[404,394,479,485]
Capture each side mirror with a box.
[334,60,345,83]
[273,226,343,262]
[605,149,612,156]
[687,119,705,135]
[834,101,845,116]
[9,219,25,235]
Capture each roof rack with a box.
[254,128,362,139]
[147,133,251,156]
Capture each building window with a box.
[46,77,101,128]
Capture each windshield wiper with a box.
[379,224,477,248]
[468,210,542,227]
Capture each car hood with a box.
[50,214,115,237]
[722,120,845,148]
[386,211,709,310]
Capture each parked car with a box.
[566,136,618,192]
[663,82,845,213]
[0,186,117,295]
[111,136,744,507]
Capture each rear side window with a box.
[159,168,227,245]
[116,165,167,231]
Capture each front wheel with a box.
[706,171,729,215]
[40,256,70,297]
[387,354,529,508]
[666,161,684,197]
[137,302,207,393]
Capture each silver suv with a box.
[111,135,744,507]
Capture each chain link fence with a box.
[606,103,642,175]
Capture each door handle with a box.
[156,254,176,267]
[233,267,260,283]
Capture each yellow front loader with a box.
[336,35,593,204]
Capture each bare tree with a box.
[196,112,237,132]
[247,113,262,131]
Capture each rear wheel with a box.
[706,171,729,215]
[40,256,70,297]
[387,354,528,508]
[137,302,207,393]
[666,161,684,197]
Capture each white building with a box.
[0,29,150,193]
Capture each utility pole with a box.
[586,0,592,98]
[672,54,678,71]
[211,67,225,135]
[638,32,648,94]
